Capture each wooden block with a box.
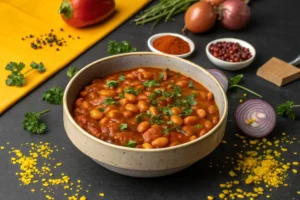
[257,57,300,86]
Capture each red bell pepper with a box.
[58,0,116,28]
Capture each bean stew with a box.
[73,67,220,149]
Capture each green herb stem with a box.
[38,109,51,116]
[291,105,300,108]
[229,85,262,98]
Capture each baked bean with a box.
[99,89,116,97]
[125,103,139,113]
[116,87,123,94]
[189,135,197,141]
[163,116,170,121]
[171,107,181,115]
[90,109,104,120]
[184,116,199,125]
[75,98,83,107]
[176,80,189,88]
[131,81,141,87]
[149,106,159,116]
[170,141,180,147]
[144,91,152,96]
[212,116,219,124]
[123,111,133,118]
[104,105,118,114]
[87,92,99,100]
[124,93,137,102]
[126,73,135,79]
[137,101,149,112]
[138,71,153,81]
[207,92,214,101]
[207,105,218,115]
[197,91,207,100]
[182,125,197,137]
[196,109,207,119]
[171,115,183,126]
[142,143,153,149]
[204,120,213,129]
[100,117,110,125]
[143,127,162,143]
[151,124,161,130]
[137,94,148,101]
[107,110,123,119]
[199,130,206,137]
[137,121,151,133]
[80,101,91,110]
[151,137,169,148]
[135,85,145,92]
[120,98,129,106]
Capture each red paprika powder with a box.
[153,35,190,55]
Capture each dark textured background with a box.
[0,0,300,199]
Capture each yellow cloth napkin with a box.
[0,0,149,114]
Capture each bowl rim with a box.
[206,38,256,65]
[147,32,195,58]
[63,52,228,152]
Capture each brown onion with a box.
[220,0,251,30]
[205,0,226,7]
[183,1,217,33]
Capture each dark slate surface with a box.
[0,0,300,199]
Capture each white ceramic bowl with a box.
[147,33,195,58]
[63,52,228,178]
[206,38,256,71]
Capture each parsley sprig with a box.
[42,87,64,105]
[120,123,128,131]
[5,61,46,87]
[101,97,117,106]
[276,101,300,120]
[106,80,119,88]
[22,109,50,134]
[125,140,136,148]
[107,40,137,55]
[228,74,262,98]
[67,67,79,78]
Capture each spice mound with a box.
[153,35,190,55]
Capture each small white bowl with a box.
[206,38,256,71]
[147,33,195,58]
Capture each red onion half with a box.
[220,0,251,30]
[207,69,228,92]
[235,99,276,138]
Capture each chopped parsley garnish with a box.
[143,80,160,88]
[67,67,79,78]
[98,108,105,112]
[106,80,119,88]
[185,94,197,106]
[101,97,117,105]
[148,94,158,106]
[125,140,136,148]
[171,83,182,98]
[159,73,164,80]
[181,107,193,116]
[119,93,125,98]
[154,89,163,96]
[118,73,126,82]
[124,86,140,95]
[108,40,137,55]
[42,86,64,105]
[195,124,202,129]
[163,127,170,134]
[150,115,164,125]
[160,107,173,116]
[188,81,195,89]
[177,72,181,78]
[30,62,46,73]
[119,123,128,131]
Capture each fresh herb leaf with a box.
[125,140,136,148]
[136,113,143,123]
[67,67,79,78]
[42,87,64,105]
[166,121,173,125]
[181,107,193,116]
[150,115,164,125]
[98,108,105,112]
[148,94,158,106]
[106,80,119,88]
[124,86,140,95]
[30,62,46,73]
[154,89,163,96]
[119,93,125,98]
[143,80,160,88]
[163,127,170,134]
[160,107,173,116]
[188,81,195,89]
[171,83,182,98]
[276,101,300,120]
[5,62,25,87]
[195,124,202,129]
[22,109,50,134]
[162,91,172,97]
[159,73,164,80]
[120,123,128,131]
[101,97,117,106]
[228,74,262,98]
[119,73,126,82]
[185,95,197,106]
[177,72,181,78]
[107,40,137,55]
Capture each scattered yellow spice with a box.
[99,193,105,197]
[207,196,214,200]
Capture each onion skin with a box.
[184,1,217,33]
[205,0,226,7]
[220,0,251,30]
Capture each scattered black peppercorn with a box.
[60,28,64,31]
[56,48,60,51]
